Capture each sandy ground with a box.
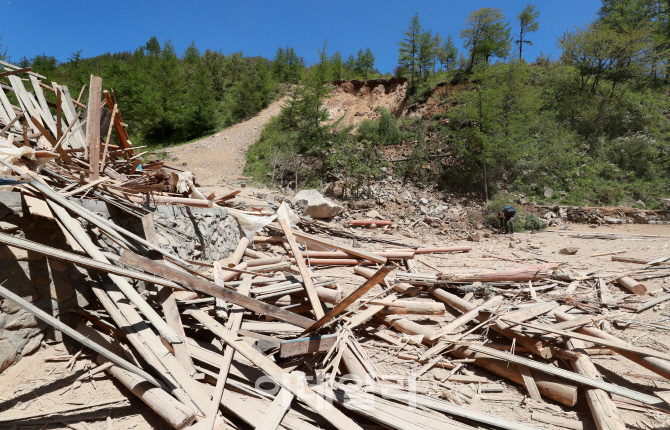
[3,222,670,429]
[165,96,288,186]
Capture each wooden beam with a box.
[0,283,160,385]
[0,67,33,78]
[462,344,667,408]
[266,224,387,264]
[302,265,395,335]
[256,385,296,430]
[428,296,503,342]
[202,279,252,430]
[119,250,315,329]
[279,218,324,319]
[87,75,102,180]
[280,333,338,358]
[505,320,670,362]
[185,309,365,430]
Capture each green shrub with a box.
[484,194,547,232]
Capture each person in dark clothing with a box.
[498,206,517,234]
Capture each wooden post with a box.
[563,339,626,430]
[616,276,647,295]
[279,218,325,319]
[86,75,102,180]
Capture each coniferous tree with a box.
[398,12,423,81]
[331,51,344,79]
[515,4,540,60]
[461,8,512,70]
[443,35,459,70]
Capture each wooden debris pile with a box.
[1,60,670,430]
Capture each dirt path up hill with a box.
[166,96,287,186]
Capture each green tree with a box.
[433,33,443,72]
[558,21,657,92]
[442,35,459,70]
[516,4,540,60]
[331,51,344,79]
[398,12,423,81]
[461,8,512,70]
[183,41,200,64]
[354,48,375,78]
[417,29,435,77]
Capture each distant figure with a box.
[498,206,517,235]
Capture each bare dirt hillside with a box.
[165,96,288,186]
[324,78,408,127]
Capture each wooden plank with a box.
[104,90,131,149]
[428,296,503,342]
[0,232,184,290]
[61,177,109,197]
[59,85,86,149]
[496,301,560,330]
[119,250,315,329]
[280,333,338,358]
[185,309,365,430]
[23,194,54,220]
[506,320,670,362]
[279,218,324,319]
[0,59,46,79]
[29,75,58,137]
[564,335,626,430]
[256,385,295,430]
[302,265,395,335]
[518,364,542,401]
[531,412,583,430]
[266,224,387,264]
[47,202,212,419]
[0,283,160,385]
[100,103,117,169]
[141,215,198,377]
[0,67,32,78]
[7,75,38,133]
[86,75,102,180]
[637,294,670,313]
[202,279,252,430]
[462,344,667,407]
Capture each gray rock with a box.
[400,191,412,201]
[21,333,43,356]
[544,186,554,198]
[5,310,39,329]
[419,197,428,205]
[0,339,16,373]
[295,189,343,219]
[559,247,579,255]
[636,200,646,208]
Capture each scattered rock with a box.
[636,200,646,208]
[559,247,579,255]
[543,186,554,198]
[21,333,43,356]
[467,233,481,242]
[295,189,343,219]
[366,209,382,219]
[0,339,16,373]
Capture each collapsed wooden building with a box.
[1,61,670,430]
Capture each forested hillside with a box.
[1,37,384,146]
[245,1,670,208]
[2,0,670,207]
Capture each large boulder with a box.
[295,190,343,219]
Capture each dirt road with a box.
[166,96,287,186]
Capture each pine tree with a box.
[515,4,540,60]
[461,8,512,69]
[433,33,443,72]
[331,51,344,80]
[417,29,435,77]
[398,12,423,81]
[271,46,286,82]
[443,35,459,70]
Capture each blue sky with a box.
[1,0,602,72]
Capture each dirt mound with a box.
[324,77,408,127]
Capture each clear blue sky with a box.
[1,0,603,72]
